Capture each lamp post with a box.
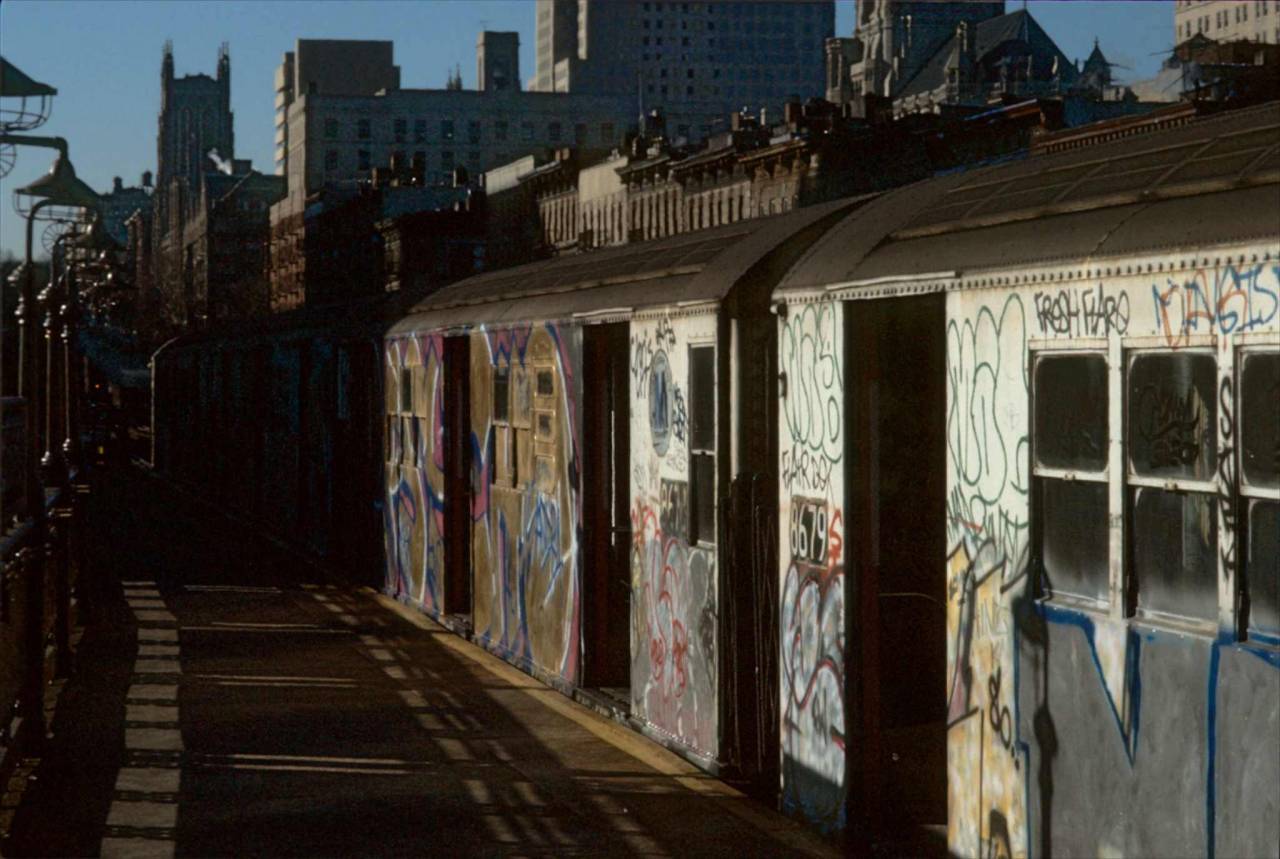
[67,218,118,479]
[15,155,98,484]
[11,152,97,735]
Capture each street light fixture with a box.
[14,154,98,486]
[0,57,58,178]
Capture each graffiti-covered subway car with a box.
[383,198,866,769]
[773,101,1280,856]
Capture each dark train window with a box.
[1127,350,1217,626]
[1040,480,1110,604]
[399,367,412,414]
[1132,487,1217,622]
[536,369,555,397]
[1241,351,1279,489]
[1247,499,1280,642]
[493,365,510,423]
[690,345,715,452]
[1035,354,1108,471]
[1128,352,1216,481]
[1033,352,1109,606]
[689,345,715,544]
[1241,350,1280,643]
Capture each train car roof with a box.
[389,195,870,336]
[776,100,1280,298]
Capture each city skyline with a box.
[1,0,1176,258]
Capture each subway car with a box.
[381,101,1278,856]
[155,100,1278,856]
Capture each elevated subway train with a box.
[154,101,1280,857]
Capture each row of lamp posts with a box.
[2,56,101,746]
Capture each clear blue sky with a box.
[1,0,1174,259]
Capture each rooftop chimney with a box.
[113,176,124,193]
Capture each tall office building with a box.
[274,40,402,176]
[532,0,833,139]
[1176,0,1278,45]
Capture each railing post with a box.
[52,498,73,678]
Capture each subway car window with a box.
[1128,351,1218,624]
[1132,487,1218,622]
[1035,353,1108,471]
[689,345,715,544]
[1033,352,1109,605]
[1129,352,1217,481]
[1242,350,1280,643]
[399,367,412,414]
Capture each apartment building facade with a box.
[1177,0,1278,44]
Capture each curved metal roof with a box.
[776,100,1280,296]
[390,196,870,335]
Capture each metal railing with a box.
[1,397,28,530]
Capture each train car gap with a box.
[848,293,948,852]
[582,322,632,700]
[443,335,473,622]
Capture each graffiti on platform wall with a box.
[630,315,718,755]
[470,322,583,684]
[778,301,847,833]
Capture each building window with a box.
[441,150,454,170]
[522,122,535,141]
[574,123,587,144]
[600,122,615,143]
[324,150,338,171]
[1034,352,1110,605]
[689,345,715,544]
[358,118,371,140]
[357,149,370,171]
[549,121,562,141]
[414,118,427,143]
[1241,350,1280,642]
[324,118,339,140]
[394,117,407,142]
[469,120,482,144]
[442,119,455,141]
[495,120,508,141]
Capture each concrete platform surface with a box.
[1,467,837,858]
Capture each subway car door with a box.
[443,335,473,620]
[582,322,632,696]
[848,293,948,853]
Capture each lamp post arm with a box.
[0,134,69,158]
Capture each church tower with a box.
[850,1,1004,101]
[155,42,235,196]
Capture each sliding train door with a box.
[581,322,632,698]
[848,293,948,852]
[443,335,473,621]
